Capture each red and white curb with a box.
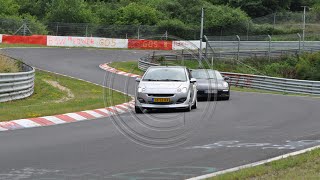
[0,101,134,132]
[99,63,141,78]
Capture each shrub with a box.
[0,55,20,73]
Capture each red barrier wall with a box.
[128,39,172,50]
[2,35,47,45]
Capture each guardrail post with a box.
[297,33,301,53]
[236,35,240,61]
[268,35,272,62]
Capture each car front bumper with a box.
[135,92,190,109]
[197,89,230,98]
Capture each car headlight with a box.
[138,87,146,93]
[177,87,188,93]
[222,82,229,88]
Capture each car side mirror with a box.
[136,78,141,82]
[190,78,197,83]
[224,76,230,81]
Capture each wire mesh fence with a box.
[0,11,319,40]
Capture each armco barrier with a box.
[138,54,320,95]
[0,62,35,102]
[2,35,47,45]
[221,72,320,95]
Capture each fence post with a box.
[138,25,141,39]
[236,35,240,61]
[85,25,88,37]
[268,35,272,61]
[56,23,59,36]
[297,33,301,53]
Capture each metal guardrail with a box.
[221,72,320,95]
[138,53,320,95]
[0,62,35,102]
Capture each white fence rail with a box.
[0,63,35,102]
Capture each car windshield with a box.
[191,70,224,80]
[143,67,187,82]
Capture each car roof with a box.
[191,69,218,72]
[148,66,187,69]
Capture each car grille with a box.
[147,94,174,97]
[148,102,173,105]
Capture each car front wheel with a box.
[135,106,143,114]
[191,99,197,109]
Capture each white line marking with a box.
[65,113,87,121]
[187,145,320,180]
[13,119,42,128]
[96,108,113,115]
[42,116,66,124]
[82,110,104,118]
[110,106,126,113]
[116,104,130,110]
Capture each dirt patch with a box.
[43,79,74,103]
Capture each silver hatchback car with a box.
[135,66,197,113]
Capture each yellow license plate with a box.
[153,98,170,103]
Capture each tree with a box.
[157,19,194,39]
[115,3,162,25]
[16,0,49,20]
[45,0,98,23]
[0,0,20,16]
[205,5,250,34]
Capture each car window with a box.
[143,68,187,82]
[191,70,224,80]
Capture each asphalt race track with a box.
[1,48,320,179]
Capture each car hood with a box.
[196,79,225,90]
[139,81,189,93]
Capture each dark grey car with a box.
[191,69,230,100]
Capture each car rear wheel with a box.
[135,106,143,114]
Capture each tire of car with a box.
[135,106,143,114]
[191,99,197,109]
[184,103,192,112]
[223,96,230,100]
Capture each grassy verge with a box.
[0,54,21,73]
[0,70,130,121]
[0,44,47,48]
[208,148,320,180]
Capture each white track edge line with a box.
[186,145,320,180]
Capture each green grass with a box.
[208,148,320,180]
[0,43,131,50]
[0,44,47,48]
[0,55,21,73]
[110,61,144,75]
[0,70,130,121]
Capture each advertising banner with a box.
[128,39,172,50]
[47,36,128,48]
[172,41,206,50]
[2,35,47,45]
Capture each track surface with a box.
[1,48,320,179]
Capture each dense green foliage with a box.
[212,52,320,81]
[0,0,318,37]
